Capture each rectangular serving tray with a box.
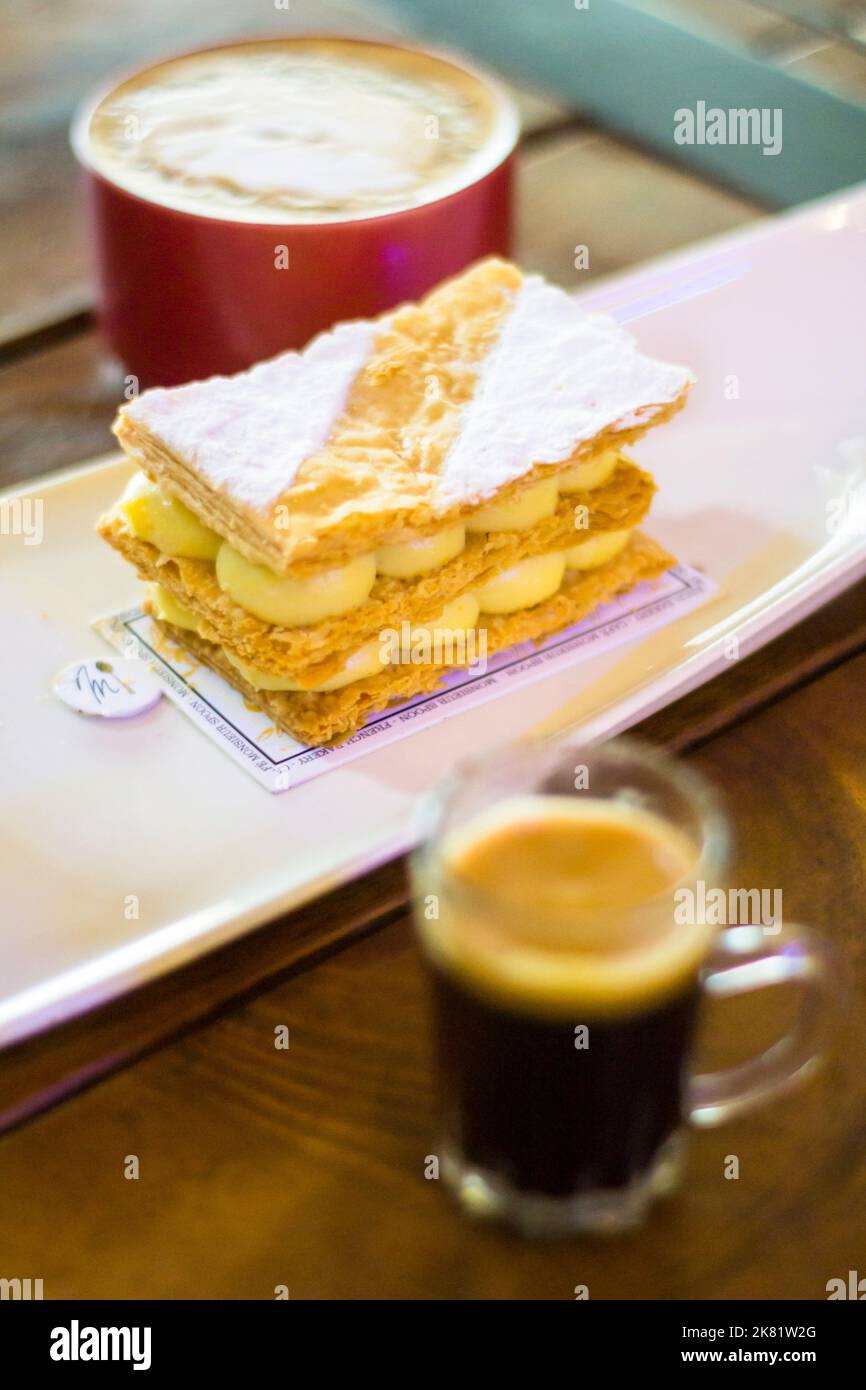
[2,186,864,1046]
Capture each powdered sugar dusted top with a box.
[123,318,379,510]
[435,275,694,506]
[119,262,693,529]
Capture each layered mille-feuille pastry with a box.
[98,259,693,745]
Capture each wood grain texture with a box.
[1,652,864,1299]
[517,128,760,285]
[0,333,121,487]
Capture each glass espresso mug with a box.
[410,737,838,1236]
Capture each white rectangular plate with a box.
[2,187,865,1045]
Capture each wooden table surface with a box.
[1,0,864,1300]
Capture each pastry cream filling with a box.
[475,527,634,614]
[465,477,559,533]
[564,527,631,570]
[557,447,619,494]
[375,523,466,579]
[120,453,628,626]
[223,593,481,693]
[147,583,200,631]
[147,518,634,695]
[117,472,222,560]
[415,591,480,635]
[145,580,377,691]
[147,583,484,693]
[216,543,377,626]
[226,637,384,693]
[475,552,567,614]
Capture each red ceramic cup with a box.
[71,36,518,388]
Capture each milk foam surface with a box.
[83,40,509,223]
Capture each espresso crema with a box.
[80,39,513,223]
[421,795,710,1018]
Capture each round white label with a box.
[54,657,163,718]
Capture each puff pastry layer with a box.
[113,258,692,572]
[145,533,674,745]
[102,257,692,748]
[99,460,654,680]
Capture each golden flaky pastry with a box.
[113,258,693,573]
[99,460,654,679]
[146,534,674,745]
[101,257,694,748]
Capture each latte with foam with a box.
[79,39,514,223]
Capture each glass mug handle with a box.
[688,923,840,1128]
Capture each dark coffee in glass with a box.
[430,967,701,1200]
[411,738,833,1235]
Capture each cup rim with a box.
[69,31,521,231]
[412,733,732,933]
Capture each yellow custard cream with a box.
[116,456,631,628]
[118,471,221,559]
[148,585,482,693]
[81,39,515,223]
